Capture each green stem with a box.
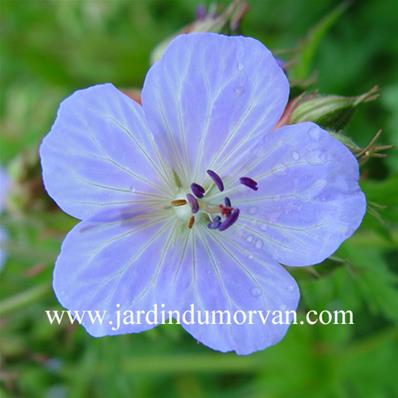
[0,282,50,316]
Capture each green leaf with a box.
[338,243,398,323]
[289,2,349,85]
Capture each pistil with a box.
[219,209,240,231]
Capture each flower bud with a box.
[150,0,249,64]
[7,148,54,214]
[328,129,392,166]
[286,86,379,130]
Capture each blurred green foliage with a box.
[0,1,397,397]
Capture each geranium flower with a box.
[40,33,365,354]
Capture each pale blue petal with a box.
[226,122,366,266]
[157,227,300,355]
[0,228,6,271]
[0,167,9,212]
[141,33,289,185]
[40,83,172,220]
[53,209,178,336]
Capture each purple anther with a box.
[191,183,205,198]
[207,169,224,192]
[186,193,199,214]
[207,215,222,230]
[219,209,240,231]
[239,176,258,191]
[224,197,231,207]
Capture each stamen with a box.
[224,197,231,207]
[219,209,240,231]
[171,199,187,207]
[186,193,199,214]
[207,169,224,192]
[191,183,205,198]
[188,215,195,229]
[239,176,258,191]
[208,215,222,229]
[219,205,232,217]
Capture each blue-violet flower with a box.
[40,33,366,354]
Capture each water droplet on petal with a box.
[309,127,320,141]
[306,149,328,165]
[246,235,254,243]
[251,287,262,297]
[255,239,263,249]
[319,193,329,202]
[247,254,254,260]
[287,284,295,291]
[234,86,244,95]
[292,151,300,161]
[248,206,257,215]
[237,62,244,71]
[260,224,268,231]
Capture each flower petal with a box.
[141,33,289,185]
[0,228,7,271]
[156,227,299,355]
[231,122,366,266]
[0,167,9,211]
[53,208,178,336]
[40,83,172,220]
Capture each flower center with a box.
[171,170,258,231]
[172,190,193,221]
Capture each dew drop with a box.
[292,151,300,161]
[237,62,244,71]
[247,254,254,260]
[319,193,328,202]
[287,284,295,291]
[248,206,257,215]
[309,127,320,141]
[234,86,244,95]
[251,287,262,297]
[306,149,327,165]
[260,224,268,231]
[255,239,263,249]
[246,235,254,243]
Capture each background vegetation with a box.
[1,0,397,397]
